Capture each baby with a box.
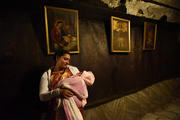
[54,71,95,120]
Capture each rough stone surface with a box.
[154,0,180,9]
[101,0,180,24]
[126,0,180,24]
[101,0,121,8]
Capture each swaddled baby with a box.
[54,71,95,120]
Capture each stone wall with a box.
[101,0,180,24]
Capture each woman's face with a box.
[57,23,63,29]
[56,53,70,69]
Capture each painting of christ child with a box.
[44,6,79,54]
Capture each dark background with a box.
[0,0,180,119]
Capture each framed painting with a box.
[44,6,79,55]
[143,22,157,50]
[111,16,131,52]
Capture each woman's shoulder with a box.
[67,65,80,75]
[41,67,53,76]
[67,65,78,69]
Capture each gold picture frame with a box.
[143,22,157,50]
[111,16,131,52]
[44,6,79,55]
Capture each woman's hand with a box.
[59,88,73,99]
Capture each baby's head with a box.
[80,71,95,86]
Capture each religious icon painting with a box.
[111,16,131,52]
[44,6,79,55]
[143,22,157,50]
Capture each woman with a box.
[39,48,82,120]
[51,20,68,50]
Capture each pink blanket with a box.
[55,71,95,120]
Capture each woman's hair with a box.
[54,48,70,60]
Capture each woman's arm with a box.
[39,71,61,102]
